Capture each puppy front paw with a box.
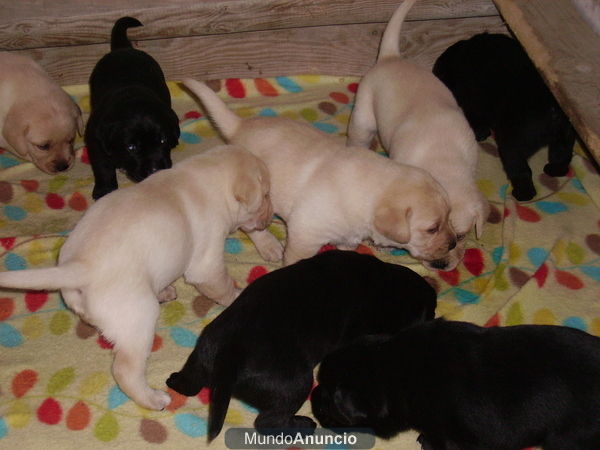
[166,372,202,397]
[252,233,284,262]
[543,162,570,177]
[146,389,172,410]
[510,178,536,202]
[158,285,177,303]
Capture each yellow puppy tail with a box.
[0,263,85,291]
[377,0,418,61]
[182,78,242,141]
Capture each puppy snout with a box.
[53,160,71,172]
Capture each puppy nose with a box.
[448,239,457,251]
[54,161,70,172]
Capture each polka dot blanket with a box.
[0,75,599,449]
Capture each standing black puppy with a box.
[433,33,575,201]
[85,17,180,199]
[166,250,436,442]
[312,319,600,449]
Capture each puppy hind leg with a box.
[496,137,536,201]
[253,371,316,434]
[109,299,171,410]
[544,119,575,177]
[282,233,324,266]
[347,88,377,149]
[186,259,239,306]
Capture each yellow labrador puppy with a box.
[0,52,82,173]
[0,145,272,410]
[347,0,489,270]
[183,79,456,267]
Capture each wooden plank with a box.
[0,0,499,50]
[493,0,600,162]
[11,16,507,86]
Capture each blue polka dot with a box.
[581,266,600,282]
[571,178,585,192]
[258,108,277,117]
[170,327,198,348]
[453,288,480,304]
[313,122,338,134]
[536,201,568,214]
[0,323,23,348]
[181,131,201,144]
[0,155,20,168]
[499,184,508,200]
[175,413,207,438]
[390,248,408,256]
[492,247,504,265]
[239,401,258,413]
[108,385,129,409]
[225,238,243,254]
[275,77,303,93]
[527,248,548,267]
[563,316,587,331]
[3,205,27,221]
[0,417,7,438]
[5,253,27,271]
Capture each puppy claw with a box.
[145,389,172,410]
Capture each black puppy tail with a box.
[111,17,143,51]
[207,346,240,443]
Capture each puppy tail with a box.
[377,0,418,61]
[207,345,240,443]
[0,263,85,291]
[111,17,143,51]
[182,78,242,141]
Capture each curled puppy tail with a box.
[377,0,418,61]
[111,17,143,51]
[182,78,242,141]
[0,262,85,291]
[207,345,240,443]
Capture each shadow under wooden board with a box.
[493,0,600,164]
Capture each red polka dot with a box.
[12,369,38,398]
[20,180,39,192]
[97,335,114,349]
[184,110,202,119]
[25,291,49,312]
[347,82,359,93]
[329,92,349,104]
[0,297,14,320]
[484,314,500,327]
[45,193,65,209]
[247,265,268,284]
[438,269,460,286]
[225,79,246,99]
[318,245,336,254]
[555,270,584,290]
[151,334,163,352]
[463,248,484,276]
[533,263,548,288]
[198,387,210,404]
[516,205,541,222]
[37,398,62,425]
[0,237,15,250]
[80,147,90,165]
[68,192,88,211]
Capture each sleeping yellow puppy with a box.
[0,52,82,173]
[347,0,489,270]
[183,78,456,268]
[0,145,273,410]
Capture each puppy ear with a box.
[167,109,181,147]
[2,104,30,160]
[73,103,84,136]
[374,202,411,243]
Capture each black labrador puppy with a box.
[312,319,600,449]
[85,17,180,199]
[433,33,575,201]
[166,250,436,442]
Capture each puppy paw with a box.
[256,237,284,262]
[145,389,172,410]
[291,415,317,431]
[166,372,201,397]
[158,285,177,303]
[510,179,536,202]
[543,162,570,177]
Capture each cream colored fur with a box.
[0,145,273,410]
[347,0,489,270]
[0,52,82,173]
[183,78,456,267]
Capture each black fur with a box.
[166,250,436,442]
[312,319,600,449]
[433,33,575,201]
[85,17,180,199]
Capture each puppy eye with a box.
[457,233,466,241]
[159,138,167,145]
[126,144,137,153]
[427,225,439,234]
[36,143,51,151]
